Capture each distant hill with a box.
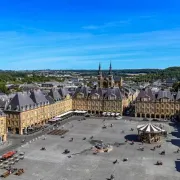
[164,66,180,71]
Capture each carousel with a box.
[137,123,166,144]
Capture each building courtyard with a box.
[0,117,180,180]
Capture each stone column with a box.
[19,128,23,135]
[3,134,7,142]
[13,128,16,135]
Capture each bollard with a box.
[29,141,31,143]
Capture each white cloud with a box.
[82,20,130,30]
[10,53,139,64]
[1,28,180,69]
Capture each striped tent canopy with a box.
[137,123,165,133]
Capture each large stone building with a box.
[4,88,72,135]
[72,86,123,115]
[0,110,7,142]
[3,64,139,135]
[135,89,180,119]
[72,63,138,115]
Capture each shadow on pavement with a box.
[168,139,180,147]
[171,132,180,138]
[124,134,140,142]
[175,160,180,172]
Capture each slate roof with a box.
[175,90,180,101]
[4,88,72,112]
[45,95,55,104]
[5,92,35,111]
[90,87,103,97]
[58,88,70,98]
[19,84,40,91]
[29,90,49,104]
[0,99,7,109]
[137,88,154,100]
[48,89,62,101]
[73,86,89,97]
[74,86,123,100]
[0,109,5,116]
[145,88,155,100]
[0,92,8,99]
[103,87,122,99]
[8,93,16,100]
[157,90,174,100]
[137,88,177,101]
[42,81,60,86]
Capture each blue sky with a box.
[0,0,180,70]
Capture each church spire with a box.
[109,61,112,75]
[98,62,101,75]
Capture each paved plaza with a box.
[0,117,180,180]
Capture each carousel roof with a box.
[137,123,165,133]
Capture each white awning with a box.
[116,113,120,116]
[102,112,106,116]
[56,111,73,118]
[74,110,87,113]
[49,117,60,122]
[111,113,115,116]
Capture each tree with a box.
[0,83,9,94]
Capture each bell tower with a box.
[97,63,103,88]
[108,61,114,87]
[119,77,123,87]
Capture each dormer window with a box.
[26,105,29,110]
[109,94,116,100]
[16,105,19,111]
[21,106,25,111]
[8,105,11,110]
[92,93,99,100]
[30,104,33,109]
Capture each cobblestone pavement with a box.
[0,117,179,180]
